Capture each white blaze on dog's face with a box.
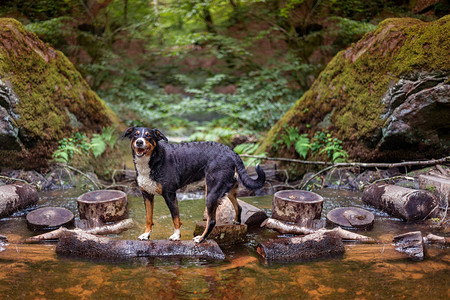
[131,129,156,158]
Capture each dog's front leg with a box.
[138,192,154,240]
[163,192,182,241]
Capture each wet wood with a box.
[26,207,74,231]
[271,190,323,224]
[418,174,450,204]
[24,218,135,243]
[77,190,128,226]
[326,207,374,229]
[257,230,345,263]
[262,218,377,243]
[0,183,39,218]
[392,231,424,261]
[194,222,247,245]
[203,197,268,227]
[362,183,438,221]
[423,233,450,245]
[56,229,226,260]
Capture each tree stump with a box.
[0,183,39,218]
[418,174,450,205]
[26,207,74,231]
[392,231,425,261]
[77,190,128,227]
[362,183,438,221]
[193,222,247,245]
[256,230,345,263]
[202,197,268,227]
[326,207,374,229]
[56,229,226,261]
[271,190,323,225]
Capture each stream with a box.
[0,188,449,299]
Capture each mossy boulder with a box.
[0,18,121,169]
[259,16,450,164]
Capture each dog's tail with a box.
[232,152,266,190]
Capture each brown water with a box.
[0,189,449,299]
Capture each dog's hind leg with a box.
[227,180,242,225]
[138,192,154,240]
[193,192,218,243]
[162,191,182,241]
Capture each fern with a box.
[90,134,107,158]
[294,134,310,159]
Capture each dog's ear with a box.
[152,129,168,142]
[122,127,135,139]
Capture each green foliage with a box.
[233,143,259,155]
[52,132,89,163]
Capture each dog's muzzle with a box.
[134,138,148,157]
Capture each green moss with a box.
[258,15,450,163]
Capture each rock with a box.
[193,222,247,245]
[0,183,39,218]
[392,231,425,261]
[0,18,121,170]
[26,207,74,231]
[362,183,438,221]
[258,16,450,167]
[256,230,345,263]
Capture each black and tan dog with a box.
[123,127,266,243]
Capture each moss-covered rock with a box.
[259,15,450,165]
[0,18,121,169]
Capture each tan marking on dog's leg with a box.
[139,194,154,240]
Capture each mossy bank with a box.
[259,16,450,167]
[0,18,121,169]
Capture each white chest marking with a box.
[134,155,160,195]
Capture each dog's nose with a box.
[136,139,144,147]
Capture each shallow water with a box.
[0,188,449,299]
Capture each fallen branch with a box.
[423,233,450,245]
[24,218,134,243]
[262,217,378,243]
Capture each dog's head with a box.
[123,127,168,157]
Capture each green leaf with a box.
[91,135,107,158]
[294,134,310,159]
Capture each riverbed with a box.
[0,188,449,299]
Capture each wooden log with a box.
[392,231,424,261]
[202,197,268,227]
[26,207,74,231]
[423,233,450,245]
[256,230,345,263]
[0,183,39,218]
[326,207,374,229]
[24,218,135,243]
[271,190,323,224]
[362,183,438,221]
[77,190,128,226]
[194,222,247,245]
[56,229,226,261]
[262,218,378,243]
[418,174,450,204]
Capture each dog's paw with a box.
[169,229,181,241]
[138,232,151,240]
[193,235,204,243]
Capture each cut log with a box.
[423,233,450,245]
[392,231,424,261]
[257,230,345,263]
[418,174,450,205]
[24,218,135,243]
[202,197,268,226]
[77,190,128,226]
[0,183,39,218]
[271,190,323,224]
[362,183,438,221]
[26,207,74,231]
[56,229,226,261]
[194,222,247,245]
[326,207,374,229]
[262,218,378,243]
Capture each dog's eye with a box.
[134,131,140,137]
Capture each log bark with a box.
[203,197,268,227]
[26,207,74,231]
[423,233,450,244]
[326,207,374,229]
[418,174,450,205]
[272,190,323,224]
[257,230,345,263]
[262,218,377,243]
[24,218,135,243]
[362,183,438,221]
[0,183,39,218]
[77,190,128,226]
[194,222,247,245]
[392,231,424,261]
[56,229,226,261]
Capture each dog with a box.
[123,127,266,243]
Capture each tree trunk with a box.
[326,207,374,229]
[257,230,345,263]
[0,183,38,218]
[418,174,450,206]
[362,183,438,221]
[271,190,323,225]
[26,207,74,231]
[56,229,226,261]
